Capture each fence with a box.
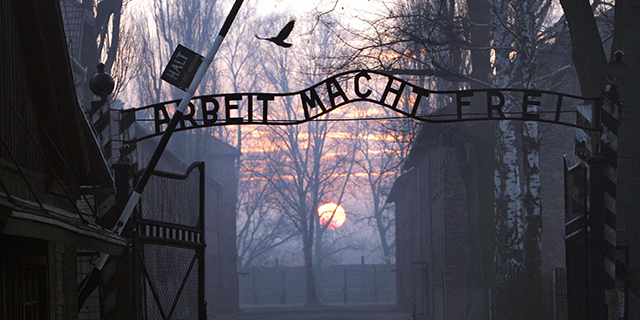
[133,162,206,320]
[239,264,396,305]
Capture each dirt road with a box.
[214,303,411,320]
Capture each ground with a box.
[214,303,411,320]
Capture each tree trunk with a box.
[304,230,320,304]
[521,120,542,320]
[493,119,524,320]
[314,219,325,301]
[104,0,122,74]
[375,202,392,265]
[559,0,608,97]
[466,0,493,318]
[517,2,544,316]
[491,2,524,317]
[466,0,493,317]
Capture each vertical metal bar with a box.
[588,155,607,320]
[374,265,378,303]
[166,254,198,319]
[136,250,169,320]
[624,246,630,320]
[198,163,206,319]
[344,269,348,304]
[252,267,256,305]
[280,270,286,305]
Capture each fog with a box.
[107,0,605,318]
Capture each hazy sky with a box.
[255,0,385,29]
[256,0,381,13]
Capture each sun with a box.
[318,203,346,229]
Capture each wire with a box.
[8,103,95,224]
[0,132,46,212]
[0,175,15,204]
[41,130,95,224]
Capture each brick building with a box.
[0,0,126,318]
[389,118,573,319]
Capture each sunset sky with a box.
[255,0,385,30]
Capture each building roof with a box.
[1,0,124,253]
[403,102,473,170]
[206,136,243,157]
[59,0,93,62]
[1,194,126,254]
[386,168,417,204]
[13,0,112,186]
[135,123,242,172]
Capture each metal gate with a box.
[133,162,205,320]
[563,156,587,320]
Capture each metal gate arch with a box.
[133,162,206,320]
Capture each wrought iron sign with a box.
[126,69,601,141]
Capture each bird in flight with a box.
[255,20,295,48]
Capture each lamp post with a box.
[605,50,630,87]
[89,62,115,101]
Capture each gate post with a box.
[587,154,616,320]
[100,151,134,320]
[564,157,588,320]
[566,92,619,320]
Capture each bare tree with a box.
[255,105,352,304]
[245,14,359,304]
[217,2,261,159]
[125,0,262,160]
[125,0,221,106]
[108,6,142,100]
[213,3,301,270]
[314,121,359,269]
[346,105,416,264]
[94,0,124,74]
[337,0,573,318]
[75,0,136,100]
[236,176,297,268]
